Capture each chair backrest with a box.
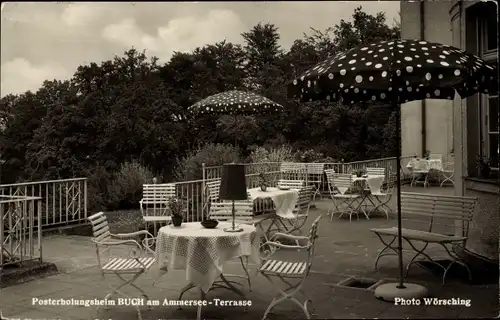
[142,183,176,203]
[206,179,221,202]
[209,196,254,223]
[366,167,386,177]
[332,174,354,194]
[280,162,306,172]
[401,192,477,237]
[305,215,322,270]
[280,162,307,180]
[296,186,313,214]
[88,212,112,243]
[277,179,304,189]
[306,163,325,175]
[429,153,443,160]
[324,169,337,194]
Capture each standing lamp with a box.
[219,163,248,232]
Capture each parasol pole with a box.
[374,39,427,302]
[395,103,405,289]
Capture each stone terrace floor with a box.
[0,186,498,319]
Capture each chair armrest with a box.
[261,240,308,251]
[113,230,154,239]
[92,239,142,249]
[270,233,308,243]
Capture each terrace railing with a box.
[0,178,88,229]
[1,195,42,268]
[170,155,416,222]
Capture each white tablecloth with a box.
[406,158,443,172]
[155,222,260,293]
[352,175,385,194]
[248,187,299,218]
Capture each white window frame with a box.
[478,8,499,170]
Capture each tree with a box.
[0,6,402,188]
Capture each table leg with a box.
[219,274,247,300]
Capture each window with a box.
[483,2,498,52]
[486,95,499,168]
[478,3,499,170]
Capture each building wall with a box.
[402,0,498,262]
[400,1,454,161]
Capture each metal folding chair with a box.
[276,179,305,189]
[139,183,175,235]
[88,212,156,320]
[275,186,313,242]
[440,161,455,187]
[280,162,307,181]
[259,216,321,320]
[370,178,394,219]
[305,163,325,203]
[325,172,363,221]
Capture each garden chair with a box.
[364,167,386,192]
[202,178,222,214]
[275,186,313,243]
[305,163,325,202]
[276,179,305,189]
[139,183,176,235]
[87,212,156,320]
[258,216,321,320]
[369,175,394,219]
[440,160,455,187]
[325,172,363,221]
[429,153,443,161]
[366,167,386,177]
[280,162,307,181]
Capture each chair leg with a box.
[261,274,311,320]
[98,272,145,319]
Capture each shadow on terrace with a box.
[0,156,498,319]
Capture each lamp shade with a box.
[219,164,248,201]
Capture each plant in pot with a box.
[258,172,268,191]
[353,169,364,178]
[423,150,431,160]
[476,155,491,178]
[168,197,185,227]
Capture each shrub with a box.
[174,143,240,181]
[293,149,326,163]
[249,145,294,164]
[108,160,154,210]
[86,164,115,212]
[247,145,294,178]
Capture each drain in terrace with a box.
[336,277,384,291]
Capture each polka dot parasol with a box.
[188,90,284,116]
[287,39,498,104]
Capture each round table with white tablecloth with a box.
[155,222,260,293]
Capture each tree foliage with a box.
[0,7,400,190]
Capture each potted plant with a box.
[353,169,364,177]
[477,156,491,178]
[423,150,431,160]
[258,172,268,191]
[168,198,185,227]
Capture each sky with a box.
[0,1,400,97]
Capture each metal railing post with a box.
[201,163,206,217]
[83,179,88,220]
